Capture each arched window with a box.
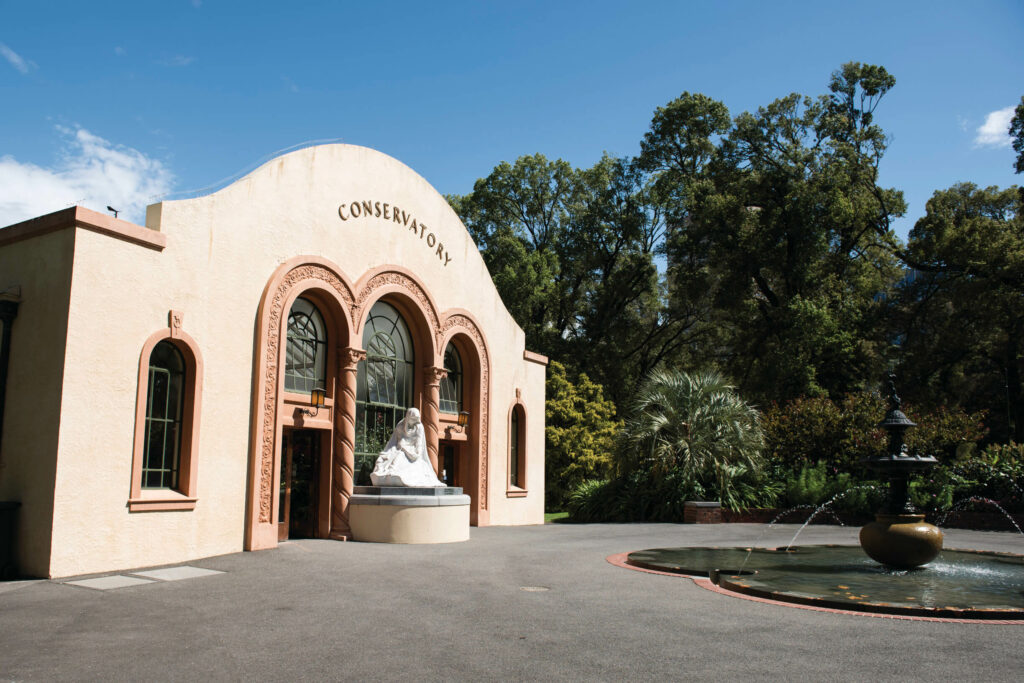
[508,403,527,494]
[439,342,462,414]
[285,297,327,394]
[355,301,414,484]
[143,341,185,488]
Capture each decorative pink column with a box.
[423,366,448,473]
[331,347,365,540]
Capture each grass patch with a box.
[544,511,570,524]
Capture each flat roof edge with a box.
[523,350,549,366]
[0,206,166,251]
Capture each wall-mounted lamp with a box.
[301,387,326,418]
[452,410,470,433]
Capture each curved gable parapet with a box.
[146,144,524,353]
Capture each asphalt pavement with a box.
[1,522,1022,681]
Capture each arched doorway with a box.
[438,314,491,526]
[246,258,356,551]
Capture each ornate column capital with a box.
[341,347,366,370]
[424,365,448,386]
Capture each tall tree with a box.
[640,64,906,401]
[897,183,1024,442]
[450,154,703,406]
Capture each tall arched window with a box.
[355,301,414,484]
[439,342,462,414]
[285,297,327,394]
[143,340,186,489]
[508,403,527,494]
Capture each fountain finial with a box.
[886,371,901,411]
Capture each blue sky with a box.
[1,0,1021,238]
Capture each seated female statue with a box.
[370,408,444,487]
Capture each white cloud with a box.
[974,106,1015,148]
[0,43,35,74]
[0,126,174,227]
[159,55,195,67]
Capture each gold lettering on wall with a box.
[338,200,453,267]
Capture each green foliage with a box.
[897,182,1024,442]
[909,458,1024,514]
[761,392,987,474]
[619,369,765,488]
[544,361,621,510]
[1011,95,1024,176]
[778,462,883,517]
[639,63,905,403]
[977,441,1024,466]
[449,154,700,408]
[565,368,775,521]
[565,464,780,523]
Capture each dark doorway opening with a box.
[278,429,321,540]
[440,442,460,487]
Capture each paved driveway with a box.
[1,523,1022,681]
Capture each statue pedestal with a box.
[349,486,470,544]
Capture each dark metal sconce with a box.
[301,387,326,418]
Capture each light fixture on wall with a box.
[452,410,470,432]
[301,386,326,418]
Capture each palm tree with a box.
[620,369,765,499]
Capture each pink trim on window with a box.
[128,315,203,512]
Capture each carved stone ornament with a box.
[257,264,355,523]
[352,271,440,333]
[169,310,184,338]
[342,347,366,369]
[438,314,490,509]
[424,366,448,385]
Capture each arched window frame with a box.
[507,399,527,497]
[439,342,463,414]
[354,300,415,484]
[129,313,203,512]
[284,297,328,395]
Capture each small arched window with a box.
[439,343,462,414]
[285,297,327,394]
[130,320,203,512]
[143,341,185,488]
[508,403,527,494]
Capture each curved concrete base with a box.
[350,503,469,543]
[348,487,470,543]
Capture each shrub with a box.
[761,392,987,474]
[618,368,765,500]
[544,361,621,510]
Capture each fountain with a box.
[858,374,942,568]
[614,374,1024,620]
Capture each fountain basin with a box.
[624,545,1024,619]
[859,514,943,568]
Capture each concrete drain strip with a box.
[63,566,224,590]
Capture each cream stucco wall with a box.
[28,144,544,577]
[0,230,76,577]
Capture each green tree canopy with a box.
[896,182,1023,442]
[449,154,702,406]
[639,63,905,401]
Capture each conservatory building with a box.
[0,144,547,578]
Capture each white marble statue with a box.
[370,408,445,487]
